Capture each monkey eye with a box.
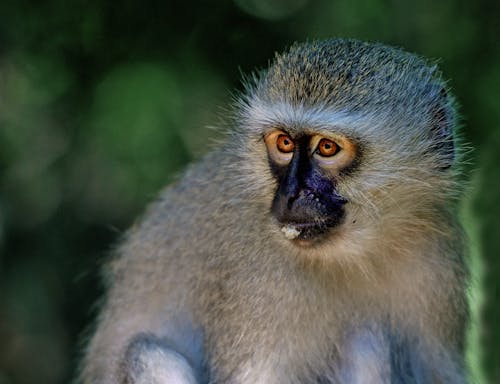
[264,130,294,165]
[312,135,357,173]
[316,138,339,157]
[276,134,295,153]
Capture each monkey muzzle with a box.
[272,189,347,241]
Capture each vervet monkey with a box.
[80,39,469,383]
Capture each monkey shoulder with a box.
[107,149,243,285]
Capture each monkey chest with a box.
[207,323,394,384]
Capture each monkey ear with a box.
[429,88,455,169]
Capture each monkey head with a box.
[236,39,458,248]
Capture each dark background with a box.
[0,1,498,383]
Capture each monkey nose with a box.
[271,192,298,222]
[272,191,318,224]
[286,195,298,210]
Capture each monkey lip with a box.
[281,220,331,240]
[287,221,324,229]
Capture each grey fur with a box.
[80,39,469,383]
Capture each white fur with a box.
[341,329,391,384]
[130,348,198,384]
[281,224,301,239]
[242,98,388,139]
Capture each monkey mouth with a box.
[274,194,346,242]
[280,220,332,241]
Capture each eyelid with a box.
[264,129,294,166]
[310,135,336,154]
[311,134,357,170]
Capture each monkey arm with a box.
[384,245,468,384]
[118,312,208,384]
[388,332,467,384]
[81,301,208,384]
[80,244,209,384]
[337,325,466,384]
[120,333,203,384]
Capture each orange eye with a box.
[316,138,339,157]
[264,130,294,165]
[276,134,295,153]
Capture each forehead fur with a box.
[254,39,448,115]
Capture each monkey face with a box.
[264,129,357,241]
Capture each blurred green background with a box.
[0,1,498,383]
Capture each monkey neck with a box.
[262,209,460,324]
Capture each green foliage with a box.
[0,1,497,383]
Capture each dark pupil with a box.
[283,139,290,146]
[324,143,331,149]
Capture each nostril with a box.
[287,195,297,210]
